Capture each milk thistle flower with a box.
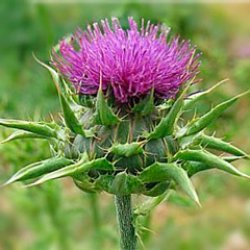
[1,17,249,250]
[53,17,199,103]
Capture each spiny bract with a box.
[1,18,249,206]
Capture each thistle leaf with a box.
[183,79,228,110]
[35,55,74,101]
[139,162,200,205]
[223,155,247,162]
[156,99,173,112]
[95,83,120,126]
[95,175,114,193]
[135,189,172,216]
[183,155,249,176]
[33,54,61,92]
[182,161,210,177]
[73,176,98,193]
[34,55,86,137]
[148,85,188,139]
[93,173,145,195]
[60,93,86,136]
[198,134,249,157]
[110,172,144,195]
[27,155,114,186]
[178,133,200,149]
[175,149,250,178]
[140,162,174,183]
[143,182,170,197]
[109,142,144,157]
[3,157,73,186]
[0,119,57,138]
[178,90,250,137]
[132,89,154,116]
[1,130,47,144]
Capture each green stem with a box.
[88,193,102,250]
[115,195,137,250]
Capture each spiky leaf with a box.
[3,157,73,186]
[33,54,61,91]
[148,85,188,139]
[35,56,86,136]
[95,85,120,126]
[109,142,144,157]
[135,190,172,216]
[0,119,57,138]
[28,155,114,186]
[182,161,210,177]
[178,91,250,137]
[175,149,250,178]
[132,89,154,116]
[95,175,114,193]
[223,155,247,162]
[183,79,228,110]
[183,155,249,176]
[139,162,200,205]
[197,134,249,157]
[60,93,86,136]
[73,176,97,193]
[1,130,47,144]
[110,172,144,195]
[143,182,170,197]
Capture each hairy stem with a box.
[115,195,137,250]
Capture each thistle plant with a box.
[1,17,249,250]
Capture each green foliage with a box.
[132,89,155,116]
[0,119,57,138]
[148,85,187,139]
[60,93,87,136]
[3,157,74,186]
[178,92,249,137]
[139,162,200,205]
[183,79,228,111]
[1,69,249,202]
[95,84,120,126]
[0,130,47,144]
[109,172,144,195]
[28,155,114,186]
[36,59,87,137]
[195,133,249,157]
[109,142,144,157]
[175,149,249,178]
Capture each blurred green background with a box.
[0,1,250,250]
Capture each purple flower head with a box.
[52,17,200,103]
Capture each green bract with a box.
[1,61,249,206]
